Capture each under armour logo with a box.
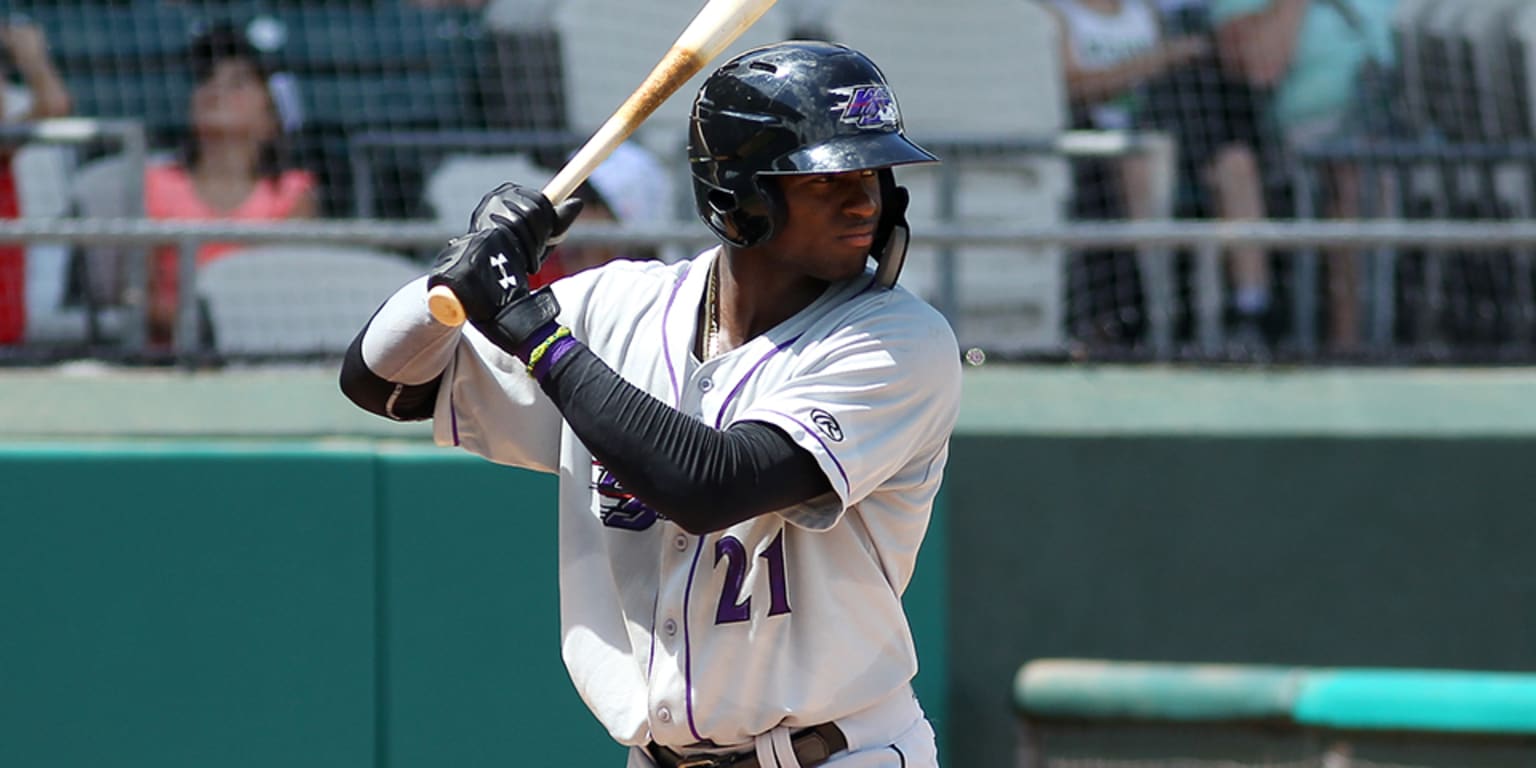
[490,253,517,292]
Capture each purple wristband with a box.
[531,335,578,382]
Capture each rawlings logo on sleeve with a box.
[810,409,844,442]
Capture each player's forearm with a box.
[535,340,831,534]
[339,276,458,421]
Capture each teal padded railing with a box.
[1016,659,1536,735]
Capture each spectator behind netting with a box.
[144,22,317,347]
[528,141,673,289]
[1038,0,1210,345]
[1211,0,1399,353]
[0,17,71,346]
[1142,0,1278,351]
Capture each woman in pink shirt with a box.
[146,23,317,346]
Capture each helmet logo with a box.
[830,85,899,129]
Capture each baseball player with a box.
[340,41,961,768]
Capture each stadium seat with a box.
[1456,0,1528,142]
[1417,1,1474,141]
[551,0,798,154]
[1455,1,1534,219]
[11,148,144,345]
[270,5,485,76]
[423,153,556,233]
[1458,1,1536,343]
[197,244,423,357]
[1511,2,1536,141]
[269,4,491,129]
[1393,0,1452,221]
[822,0,1073,354]
[297,73,472,130]
[20,2,196,71]
[65,71,192,139]
[69,152,149,314]
[1391,0,1438,136]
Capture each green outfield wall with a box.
[3,365,1536,767]
[0,440,950,768]
[946,367,1536,768]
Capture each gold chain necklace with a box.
[704,259,722,361]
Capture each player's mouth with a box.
[838,228,876,249]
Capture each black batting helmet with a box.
[687,41,936,284]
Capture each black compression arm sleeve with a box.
[537,343,832,534]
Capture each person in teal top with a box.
[1210,0,1399,352]
[1211,0,1398,147]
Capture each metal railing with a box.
[10,120,1536,365]
[1291,138,1536,357]
[1,118,148,348]
[7,217,1536,364]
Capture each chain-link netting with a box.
[3,1,1536,364]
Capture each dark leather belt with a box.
[647,723,848,768]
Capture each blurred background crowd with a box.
[0,0,1530,365]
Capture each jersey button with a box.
[673,534,688,551]
[657,706,672,723]
[699,378,713,392]
[663,618,677,636]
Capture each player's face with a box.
[769,170,881,282]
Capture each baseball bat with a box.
[427,0,780,327]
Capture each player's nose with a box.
[839,177,879,217]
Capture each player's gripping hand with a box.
[426,184,582,349]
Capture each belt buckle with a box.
[675,758,725,768]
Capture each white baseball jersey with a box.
[431,247,961,750]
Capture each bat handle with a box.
[427,284,467,327]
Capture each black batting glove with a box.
[467,182,583,250]
[427,183,583,325]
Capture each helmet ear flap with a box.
[693,179,751,247]
[871,170,911,288]
[706,188,737,216]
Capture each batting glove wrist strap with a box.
[472,287,562,357]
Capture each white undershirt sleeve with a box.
[359,276,462,385]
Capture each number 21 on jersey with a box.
[713,530,791,624]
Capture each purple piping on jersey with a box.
[646,587,659,680]
[759,408,851,491]
[712,335,803,429]
[660,263,692,405]
[449,389,460,445]
[681,537,707,742]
